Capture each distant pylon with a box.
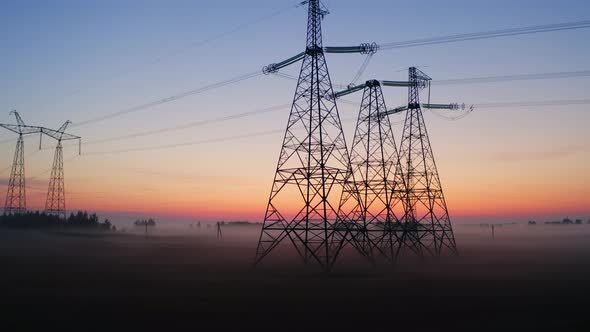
[43,120,80,219]
[1,111,43,215]
[255,0,354,269]
[217,222,223,239]
[45,140,65,219]
[5,134,26,214]
[339,80,406,261]
[398,67,458,256]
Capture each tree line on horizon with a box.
[0,210,115,231]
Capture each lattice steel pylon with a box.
[338,80,407,261]
[5,134,26,214]
[43,121,80,219]
[255,0,355,269]
[1,111,42,215]
[45,140,65,218]
[397,67,458,256]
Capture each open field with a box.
[1,223,589,331]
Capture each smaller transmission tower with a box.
[334,74,471,260]
[0,111,42,215]
[42,121,81,219]
[397,67,459,256]
[334,80,406,261]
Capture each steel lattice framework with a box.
[338,80,406,261]
[1,111,42,215]
[1,112,81,218]
[45,140,65,218]
[397,67,458,256]
[5,135,27,214]
[43,121,80,219]
[334,77,466,261]
[254,1,463,268]
[255,0,355,269]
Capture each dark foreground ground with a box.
[1,223,589,331]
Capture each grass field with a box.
[1,223,589,331]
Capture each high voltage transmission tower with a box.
[392,67,461,256]
[0,111,42,214]
[254,0,468,268]
[255,0,378,269]
[0,111,81,218]
[334,76,468,261]
[42,121,81,219]
[334,80,406,261]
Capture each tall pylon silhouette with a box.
[397,67,458,256]
[0,111,42,215]
[6,134,26,214]
[255,0,356,269]
[43,121,80,219]
[334,77,467,261]
[46,137,65,218]
[338,80,406,261]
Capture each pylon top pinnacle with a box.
[1,111,42,136]
[305,0,328,49]
[366,80,381,87]
[9,110,25,128]
[410,67,432,82]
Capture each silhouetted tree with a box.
[134,218,156,236]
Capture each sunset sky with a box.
[0,0,589,225]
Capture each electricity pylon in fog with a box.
[42,121,81,219]
[255,0,378,269]
[334,70,471,260]
[396,67,460,256]
[334,80,406,262]
[0,111,42,214]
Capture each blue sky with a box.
[0,0,588,223]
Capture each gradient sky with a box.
[0,0,589,225]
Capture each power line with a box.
[475,98,590,109]
[82,130,285,155]
[7,18,589,132]
[0,150,40,175]
[434,70,590,85]
[350,54,374,85]
[428,108,474,121]
[71,68,590,130]
[65,96,590,148]
[273,72,351,90]
[29,1,305,110]
[426,99,590,121]
[78,116,360,155]
[27,155,79,182]
[12,67,585,151]
[83,104,290,145]
[71,70,262,127]
[379,20,590,50]
[10,98,588,163]
[271,69,590,90]
[338,98,361,106]
[69,17,590,128]
[272,71,299,81]
[137,1,305,68]
[4,69,589,151]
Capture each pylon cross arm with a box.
[41,127,80,141]
[324,42,379,55]
[263,52,306,74]
[0,124,42,135]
